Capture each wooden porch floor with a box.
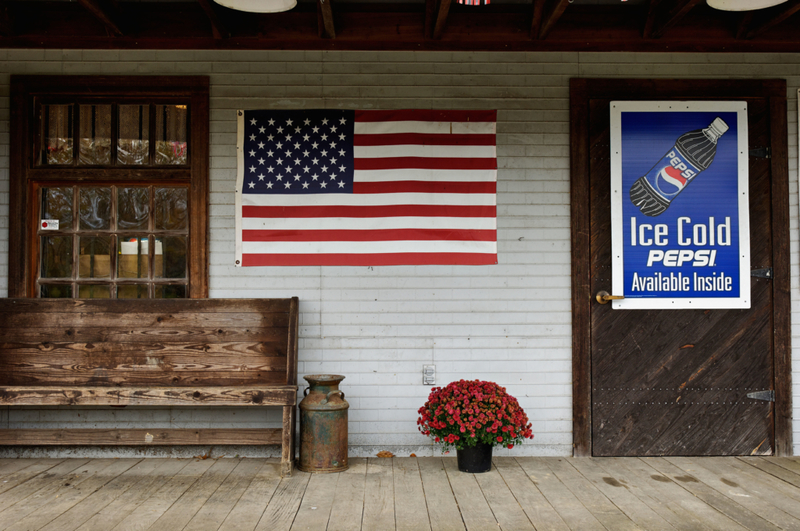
[1,456,800,530]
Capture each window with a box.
[10,76,209,298]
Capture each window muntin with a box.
[37,185,189,299]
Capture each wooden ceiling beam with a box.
[738,0,800,40]
[77,0,124,37]
[648,0,702,39]
[642,0,664,39]
[530,0,545,40]
[425,0,436,38]
[197,0,230,39]
[432,0,452,40]
[538,0,570,40]
[317,0,335,39]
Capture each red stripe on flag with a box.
[353,133,496,146]
[354,157,496,171]
[242,204,496,219]
[243,228,497,242]
[354,109,497,123]
[354,181,496,194]
[242,253,498,266]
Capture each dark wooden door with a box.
[584,87,784,456]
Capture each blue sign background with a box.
[621,111,741,298]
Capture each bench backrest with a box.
[0,298,298,388]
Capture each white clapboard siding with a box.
[0,50,797,457]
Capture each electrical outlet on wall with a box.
[423,365,435,385]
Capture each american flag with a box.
[235,109,497,266]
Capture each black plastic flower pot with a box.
[456,442,493,473]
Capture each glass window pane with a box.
[155,105,188,165]
[41,104,74,165]
[40,235,72,278]
[118,104,150,165]
[118,285,149,299]
[79,104,112,165]
[155,187,188,230]
[155,285,186,299]
[79,187,111,230]
[78,285,111,299]
[118,237,150,278]
[118,187,150,231]
[40,284,73,298]
[79,236,112,278]
[41,187,73,227]
[157,236,185,279]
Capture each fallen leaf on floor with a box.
[377,451,395,458]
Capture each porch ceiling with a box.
[1,0,799,52]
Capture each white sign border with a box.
[610,101,750,310]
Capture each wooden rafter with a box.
[77,0,124,37]
[318,0,335,39]
[738,0,800,40]
[425,0,437,39]
[197,0,230,40]
[647,0,702,39]
[538,0,570,40]
[530,0,546,40]
[432,0,452,40]
[642,0,664,39]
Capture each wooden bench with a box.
[0,297,299,476]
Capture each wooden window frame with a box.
[9,75,209,298]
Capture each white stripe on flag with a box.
[354,121,495,135]
[241,193,496,207]
[242,240,497,255]
[242,216,496,231]
[354,145,496,158]
[353,169,497,183]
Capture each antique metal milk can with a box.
[298,374,349,473]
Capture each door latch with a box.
[596,291,624,304]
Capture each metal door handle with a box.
[596,291,624,304]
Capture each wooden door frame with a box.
[570,78,791,457]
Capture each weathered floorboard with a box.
[417,457,464,531]
[362,458,395,530]
[515,457,606,531]
[442,457,498,530]
[609,457,746,531]
[147,457,239,530]
[568,457,674,530]
[645,457,781,531]
[0,457,798,530]
[474,458,534,531]
[253,468,311,531]
[327,458,367,531]
[494,458,569,531]
[181,458,263,531]
[218,460,282,531]
[72,458,193,531]
[740,457,800,489]
[545,457,640,531]
[392,457,431,531]
[290,468,339,530]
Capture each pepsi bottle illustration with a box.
[629,117,729,217]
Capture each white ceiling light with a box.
[707,0,787,11]
[213,0,297,13]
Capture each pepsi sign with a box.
[610,101,750,310]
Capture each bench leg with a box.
[281,404,295,477]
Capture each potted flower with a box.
[417,379,534,473]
